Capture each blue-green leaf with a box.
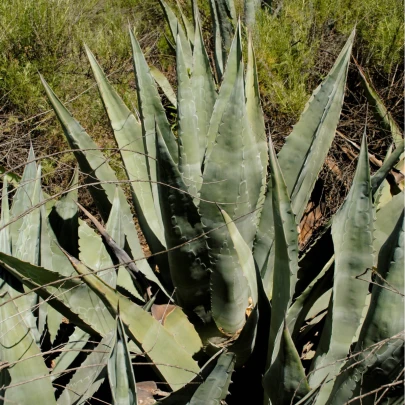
[108,316,137,405]
[310,133,374,403]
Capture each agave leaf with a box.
[48,167,79,257]
[263,323,310,404]
[155,126,210,309]
[357,63,403,148]
[327,212,404,404]
[228,304,259,367]
[105,189,144,300]
[286,255,334,339]
[15,164,41,265]
[0,178,11,255]
[45,186,115,339]
[14,165,42,342]
[85,45,166,251]
[150,66,177,107]
[105,188,125,251]
[108,315,137,405]
[46,302,63,345]
[277,29,355,222]
[77,202,151,300]
[41,75,161,290]
[295,378,328,405]
[253,170,275,299]
[371,139,404,195]
[309,134,374,402]
[375,178,392,211]
[374,191,404,263]
[244,0,260,28]
[129,30,178,279]
[229,263,271,385]
[205,21,242,159]
[374,144,394,210]
[263,137,299,372]
[246,33,268,184]
[0,290,56,405]
[51,327,90,378]
[40,178,74,342]
[361,211,404,346]
[191,12,217,164]
[210,0,236,79]
[163,306,203,358]
[176,0,194,44]
[201,55,263,247]
[41,75,117,220]
[295,222,335,296]
[188,352,235,405]
[208,0,224,79]
[67,254,201,391]
[158,352,235,405]
[220,208,258,305]
[0,252,114,336]
[200,64,262,334]
[176,34,203,198]
[9,144,36,253]
[57,330,114,405]
[128,30,178,164]
[158,0,193,69]
[79,220,117,288]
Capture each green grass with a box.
[253,0,403,116]
[0,0,152,188]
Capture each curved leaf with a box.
[10,144,37,253]
[371,139,404,195]
[286,255,334,339]
[220,208,258,305]
[158,0,192,70]
[263,323,310,404]
[263,137,299,372]
[150,66,177,107]
[277,30,355,221]
[327,211,404,404]
[108,316,137,405]
[310,134,374,402]
[188,352,235,405]
[191,12,217,163]
[85,45,166,250]
[106,189,144,300]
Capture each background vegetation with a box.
[0,0,403,218]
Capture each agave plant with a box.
[0,1,403,404]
